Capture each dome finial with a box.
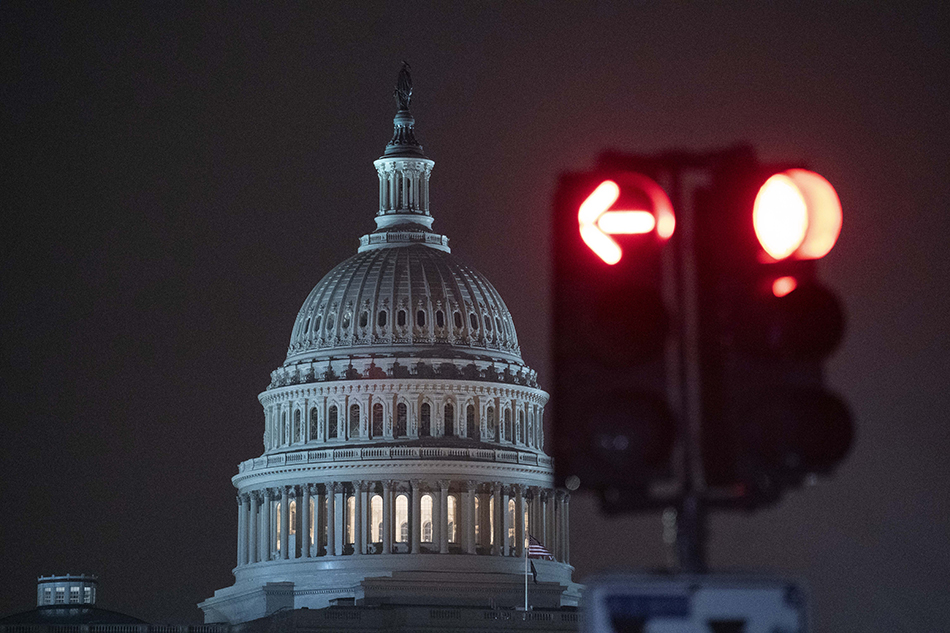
[384,62,425,158]
[394,61,412,112]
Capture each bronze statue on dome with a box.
[394,61,412,111]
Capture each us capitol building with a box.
[198,67,580,628]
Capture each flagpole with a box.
[524,537,529,612]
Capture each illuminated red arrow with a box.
[578,180,658,265]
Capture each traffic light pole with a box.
[668,163,710,573]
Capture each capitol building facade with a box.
[199,70,578,625]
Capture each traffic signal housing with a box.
[695,149,853,508]
[551,170,677,504]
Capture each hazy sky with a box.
[3,3,948,631]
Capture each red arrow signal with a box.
[578,178,675,265]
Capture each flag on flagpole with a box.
[527,535,555,560]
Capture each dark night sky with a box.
[2,3,948,631]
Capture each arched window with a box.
[467,404,478,440]
[396,403,408,438]
[469,313,478,330]
[341,313,351,330]
[416,309,426,328]
[487,406,496,441]
[421,494,433,542]
[326,314,335,331]
[454,311,463,329]
[485,315,492,332]
[397,310,407,327]
[495,316,503,334]
[281,411,288,445]
[346,495,355,545]
[504,409,512,442]
[436,310,445,328]
[310,408,318,441]
[526,413,533,448]
[447,495,458,544]
[507,498,516,549]
[372,403,384,438]
[293,410,301,442]
[349,404,360,439]
[371,495,383,543]
[328,405,338,439]
[396,494,409,543]
[420,403,431,437]
[359,311,368,328]
[304,316,311,335]
[444,403,455,437]
[519,411,525,444]
[377,310,388,327]
[314,315,322,332]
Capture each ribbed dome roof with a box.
[285,244,522,365]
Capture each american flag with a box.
[527,535,554,560]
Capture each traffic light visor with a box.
[754,169,842,261]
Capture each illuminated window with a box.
[421,494,433,542]
[396,403,408,437]
[489,498,494,545]
[341,313,351,329]
[467,405,478,440]
[346,495,355,545]
[349,404,360,438]
[508,499,516,548]
[276,502,282,550]
[447,495,458,543]
[55,587,64,604]
[371,495,383,542]
[309,497,315,546]
[69,586,79,603]
[372,403,384,438]
[396,494,409,542]
[444,403,455,437]
[43,588,51,605]
[289,500,297,535]
[420,403,431,437]
[328,406,338,439]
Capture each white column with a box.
[492,483,502,556]
[237,495,246,567]
[249,491,259,564]
[279,487,290,560]
[464,480,476,554]
[327,483,337,556]
[410,480,422,554]
[383,480,393,554]
[353,481,363,556]
[439,480,450,554]
[514,484,525,558]
[301,485,311,558]
[263,489,274,561]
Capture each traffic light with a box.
[695,148,853,508]
[551,169,677,503]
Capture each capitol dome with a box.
[200,66,576,625]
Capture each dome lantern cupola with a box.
[361,62,449,252]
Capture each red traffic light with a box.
[578,175,674,265]
[753,169,842,261]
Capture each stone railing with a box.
[238,446,551,474]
